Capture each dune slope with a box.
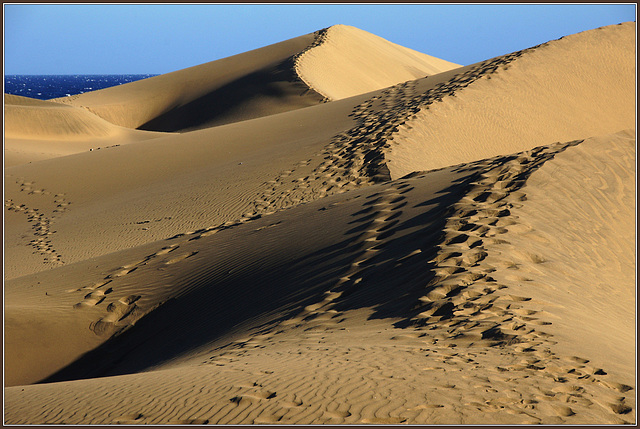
[386,22,636,176]
[3,22,636,426]
[296,24,461,100]
[50,25,458,132]
[50,32,322,132]
[4,23,635,283]
[4,94,160,166]
[5,131,635,424]
[3,93,368,280]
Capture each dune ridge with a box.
[295,24,461,100]
[288,21,635,185]
[3,93,367,279]
[5,94,116,138]
[231,22,635,222]
[50,31,324,131]
[50,25,458,133]
[3,22,636,425]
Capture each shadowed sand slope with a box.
[4,131,635,424]
[3,22,636,425]
[50,25,457,132]
[4,94,161,166]
[50,32,323,132]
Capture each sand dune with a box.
[296,24,461,100]
[387,22,636,176]
[50,32,323,131]
[5,131,635,424]
[4,94,160,166]
[3,22,636,425]
[6,22,634,280]
[51,25,458,133]
[3,94,369,279]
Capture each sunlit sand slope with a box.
[386,22,635,176]
[4,94,160,166]
[296,24,460,100]
[4,131,635,424]
[3,94,367,280]
[4,22,635,426]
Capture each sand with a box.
[295,25,461,100]
[4,94,160,166]
[3,23,636,425]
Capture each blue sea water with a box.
[4,74,158,100]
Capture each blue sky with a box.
[3,4,636,75]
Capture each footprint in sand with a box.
[230,390,277,405]
[283,397,304,408]
[69,279,112,293]
[164,251,199,265]
[322,410,351,420]
[153,244,179,256]
[253,415,283,424]
[101,295,141,323]
[90,297,140,335]
[107,266,138,279]
[600,381,633,393]
[73,288,112,308]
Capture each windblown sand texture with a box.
[4,22,636,425]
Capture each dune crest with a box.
[48,26,458,133]
[296,24,461,100]
[51,32,325,132]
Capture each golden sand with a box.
[4,22,635,425]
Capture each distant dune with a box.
[4,94,159,166]
[4,22,636,425]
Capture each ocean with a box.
[4,74,157,100]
